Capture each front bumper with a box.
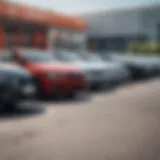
[40,77,88,97]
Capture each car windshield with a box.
[22,51,57,63]
[54,51,84,62]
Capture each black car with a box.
[0,63,36,112]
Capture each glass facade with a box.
[88,35,148,52]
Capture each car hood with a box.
[0,63,31,76]
[28,62,79,72]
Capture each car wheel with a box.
[5,100,18,112]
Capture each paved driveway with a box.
[0,78,160,160]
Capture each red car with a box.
[0,49,87,98]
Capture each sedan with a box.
[78,51,131,85]
[0,63,36,112]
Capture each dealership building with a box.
[0,0,87,50]
[84,4,160,52]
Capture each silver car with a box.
[79,52,131,85]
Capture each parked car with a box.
[151,57,160,75]
[79,52,131,85]
[101,54,152,79]
[0,49,87,98]
[0,63,36,112]
[53,50,111,89]
[136,56,160,77]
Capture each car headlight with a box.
[45,72,62,79]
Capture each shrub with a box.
[127,42,160,55]
[128,42,141,54]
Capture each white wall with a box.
[85,5,160,42]
[86,9,142,37]
[140,6,160,42]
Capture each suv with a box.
[0,49,87,98]
[0,63,36,112]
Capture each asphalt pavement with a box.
[0,78,160,160]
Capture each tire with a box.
[5,100,18,112]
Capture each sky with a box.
[10,0,160,14]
